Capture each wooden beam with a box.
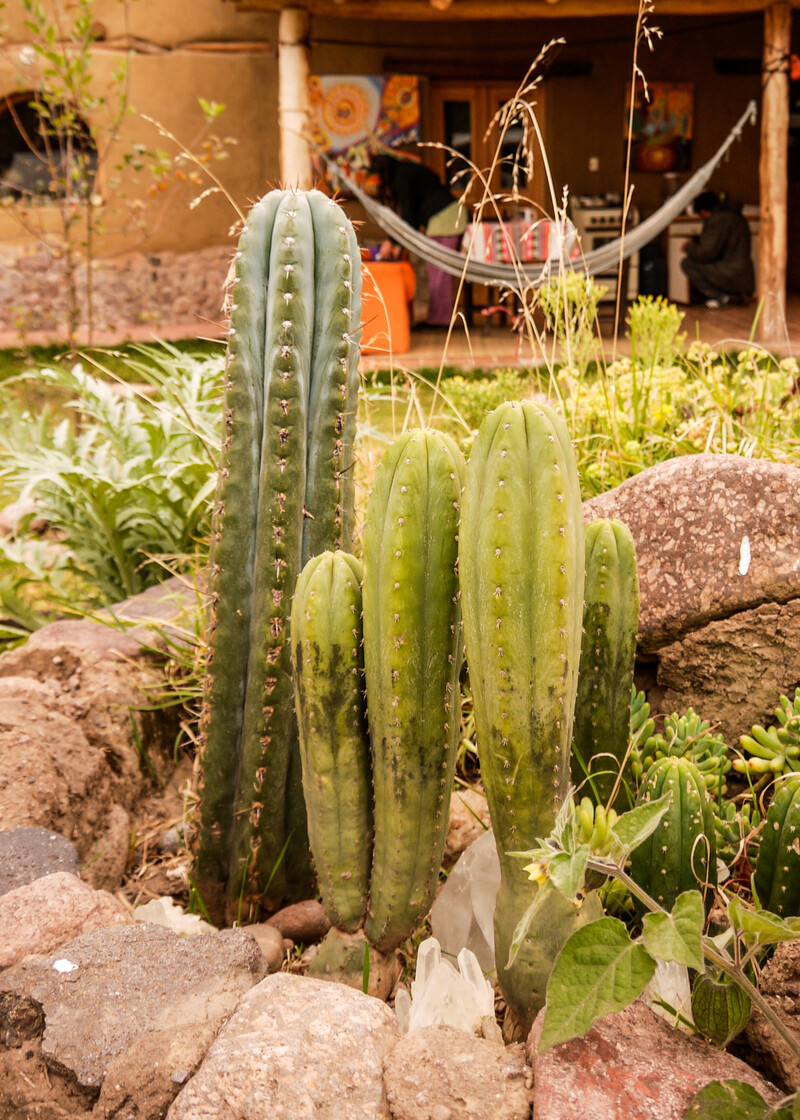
[234,0,798,19]
[758,0,790,343]
[278,6,313,189]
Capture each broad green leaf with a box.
[537,916,655,1052]
[642,891,705,970]
[548,846,590,901]
[685,1079,792,1120]
[610,792,673,854]
[728,898,800,945]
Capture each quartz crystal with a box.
[430,828,500,971]
[395,936,502,1044]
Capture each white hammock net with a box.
[324,100,757,292]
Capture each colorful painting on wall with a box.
[624,82,694,173]
[309,75,420,190]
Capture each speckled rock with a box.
[528,1000,781,1120]
[0,827,79,896]
[0,923,265,1116]
[384,1026,531,1120]
[0,872,132,969]
[743,940,800,1092]
[167,972,401,1120]
[584,454,800,652]
[444,789,491,863]
[654,597,800,741]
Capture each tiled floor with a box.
[360,295,800,373]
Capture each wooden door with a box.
[428,81,547,216]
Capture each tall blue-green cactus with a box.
[196,188,362,923]
[754,774,800,917]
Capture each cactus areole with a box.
[460,399,588,1026]
[196,189,362,923]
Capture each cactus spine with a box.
[753,774,800,917]
[572,518,639,808]
[460,399,591,1026]
[630,756,717,912]
[197,189,362,922]
[362,430,466,951]
[291,551,371,932]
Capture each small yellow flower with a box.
[524,861,548,887]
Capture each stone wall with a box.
[0,243,233,341]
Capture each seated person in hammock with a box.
[680,190,754,309]
[365,154,466,328]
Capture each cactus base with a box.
[308,928,401,1002]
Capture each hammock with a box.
[323,99,758,291]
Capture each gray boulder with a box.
[168,972,401,1120]
[0,923,265,1117]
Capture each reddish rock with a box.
[0,872,132,969]
[266,899,331,943]
[744,940,800,1091]
[528,1000,781,1120]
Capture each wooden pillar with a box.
[758,1,791,344]
[278,6,313,189]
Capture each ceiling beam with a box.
[231,0,797,18]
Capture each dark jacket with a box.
[684,199,754,296]
[369,155,455,230]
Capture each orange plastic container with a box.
[360,259,417,356]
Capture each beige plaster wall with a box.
[0,2,279,258]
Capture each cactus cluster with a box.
[734,689,800,782]
[291,429,465,957]
[633,709,731,798]
[196,188,362,922]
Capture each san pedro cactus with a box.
[753,773,800,917]
[196,188,362,922]
[290,551,371,932]
[362,429,466,952]
[629,756,717,912]
[460,399,599,1027]
[571,518,639,808]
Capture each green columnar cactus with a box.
[196,188,362,922]
[571,518,639,808]
[290,551,370,932]
[753,774,800,917]
[630,756,717,912]
[362,429,466,952]
[460,399,594,1027]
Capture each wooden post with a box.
[279,6,313,189]
[758,1,791,344]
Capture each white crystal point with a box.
[457,947,495,1018]
[408,959,483,1035]
[396,937,499,1039]
[394,987,412,1033]
[643,958,694,1031]
[411,935,443,1000]
[430,828,500,971]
